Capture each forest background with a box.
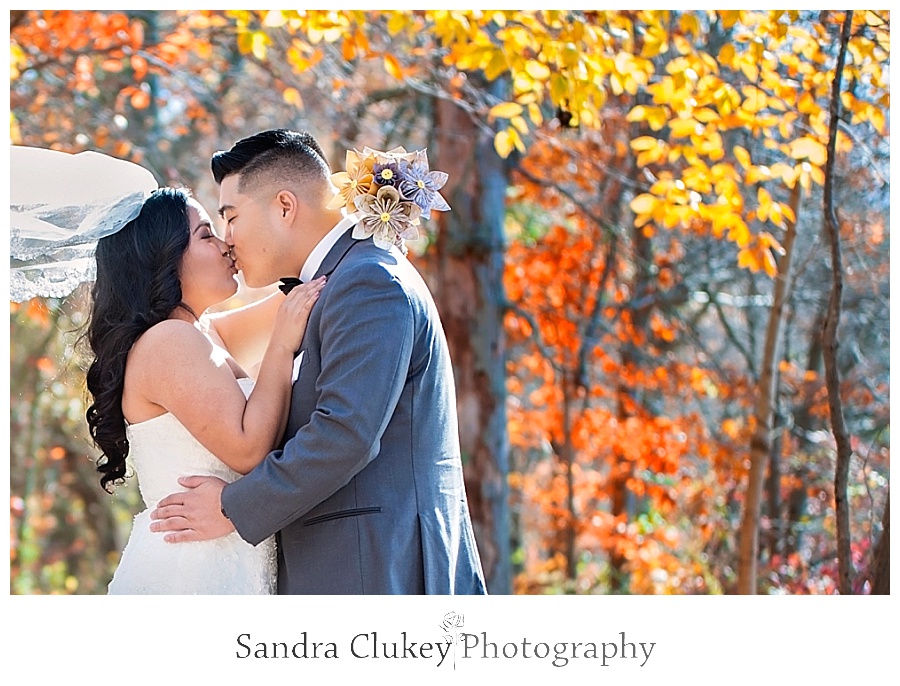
[8,9,891,599]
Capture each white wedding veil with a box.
[9,146,159,302]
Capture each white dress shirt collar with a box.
[298,213,358,283]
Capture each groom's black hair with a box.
[211,128,330,189]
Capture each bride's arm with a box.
[131,280,324,474]
[204,289,283,376]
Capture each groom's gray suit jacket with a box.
[221,228,487,594]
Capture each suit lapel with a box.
[314,226,363,280]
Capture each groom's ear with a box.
[275,189,298,223]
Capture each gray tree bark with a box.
[737,181,802,594]
[432,88,511,594]
[868,491,889,594]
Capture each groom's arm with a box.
[220,260,415,545]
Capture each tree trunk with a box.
[561,381,578,581]
[764,396,784,559]
[822,10,855,595]
[607,198,652,594]
[737,180,803,594]
[867,491,889,594]
[431,89,511,594]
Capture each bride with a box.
[10,146,323,594]
[90,188,325,594]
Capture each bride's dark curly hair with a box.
[85,187,194,492]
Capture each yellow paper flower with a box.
[327,149,374,213]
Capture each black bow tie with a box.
[278,277,303,295]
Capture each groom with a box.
[150,129,487,594]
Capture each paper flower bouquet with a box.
[327,146,450,250]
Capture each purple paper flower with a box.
[398,151,450,219]
[373,162,402,188]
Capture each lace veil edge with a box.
[9,146,158,302]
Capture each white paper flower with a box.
[353,185,421,250]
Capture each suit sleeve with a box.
[220,260,415,545]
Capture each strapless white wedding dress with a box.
[108,378,276,594]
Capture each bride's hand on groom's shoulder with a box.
[270,276,326,354]
[149,475,235,542]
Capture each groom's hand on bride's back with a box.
[149,475,235,542]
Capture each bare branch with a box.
[822,10,856,596]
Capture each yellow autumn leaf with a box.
[387,12,409,36]
[626,104,669,131]
[679,12,701,37]
[718,43,736,66]
[768,96,787,112]
[757,186,772,222]
[666,146,683,165]
[797,165,811,191]
[513,71,534,94]
[453,45,491,72]
[738,54,759,81]
[733,145,751,170]
[282,87,303,108]
[630,136,660,152]
[525,59,550,80]
[550,73,568,103]
[626,105,648,123]
[637,148,664,168]
[737,246,759,271]
[251,31,269,61]
[669,117,700,138]
[610,72,625,96]
[580,108,595,128]
[663,205,687,229]
[508,126,526,154]
[809,164,825,186]
[484,49,509,81]
[761,247,777,277]
[780,202,796,224]
[728,218,751,247]
[645,106,669,131]
[641,25,667,58]
[741,85,767,113]
[262,10,286,27]
[489,102,524,119]
[769,201,783,227]
[865,10,887,26]
[630,193,658,215]
[494,130,513,159]
[869,105,885,134]
[718,10,741,29]
[693,107,720,124]
[384,54,403,80]
[788,136,827,165]
[510,115,529,135]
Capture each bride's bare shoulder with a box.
[128,319,212,366]
[123,320,217,421]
